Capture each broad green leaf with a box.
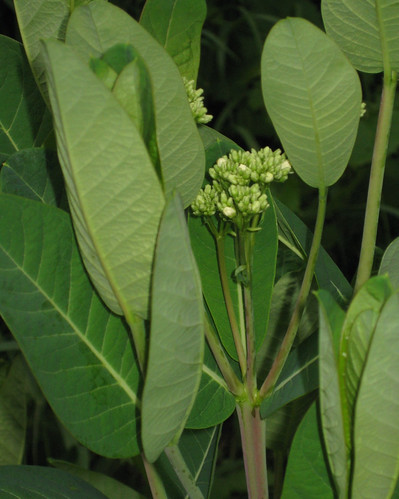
[282,402,334,498]
[0,195,141,458]
[351,290,399,498]
[340,276,393,421]
[13,0,93,101]
[49,460,144,499]
[379,237,399,288]
[0,148,65,207]
[0,355,27,465]
[0,36,52,163]
[140,0,207,82]
[274,199,352,303]
[322,0,399,73]
[156,425,221,499]
[142,194,204,463]
[66,0,205,207]
[197,126,240,167]
[0,465,107,498]
[317,290,348,497]
[261,18,361,188]
[260,333,318,419]
[186,343,235,429]
[42,39,164,319]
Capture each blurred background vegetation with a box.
[1,0,398,497]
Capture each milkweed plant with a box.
[0,0,398,498]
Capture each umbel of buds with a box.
[183,77,213,124]
[191,147,292,229]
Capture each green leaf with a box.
[186,343,235,429]
[197,126,240,167]
[156,425,221,499]
[140,0,207,82]
[66,0,205,207]
[142,194,204,463]
[351,290,399,498]
[0,195,140,458]
[340,275,393,422]
[322,0,399,73]
[261,17,361,188]
[0,355,27,465]
[282,402,334,498]
[13,0,93,101]
[379,237,399,288]
[0,35,52,163]
[0,465,108,498]
[0,148,65,207]
[274,199,352,303]
[49,460,144,499]
[42,39,164,319]
[317,290,348,497]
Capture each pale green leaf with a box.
[0,355,27,465]
[0,148,64,207]
[322,0,399,73]
[282,402,334,498]
[142,194,204,463]
[42,39,164,318]
[0,195,140,458]
[340,275,393,421]
[317,289,348,497]
[0,465,108,498]
[352,290,399,498]
[49,460,144,499]
[140,0,207,82]
[66,0,205,207]
[261,17,361,188]
[13,0,94,101]
[379,237,399,288]
[0,35,52,163]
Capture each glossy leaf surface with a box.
[66,0,205,207]
[0,195,140,458]
[0,36,51,163]
[140,0,207,82]
[379,236,399,288]
[142,194,204,463]
[262,18,361,188]
[42,39,164,318]
[352,290,399,498]
[322,0,399,72]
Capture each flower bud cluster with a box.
[183,77,213,124]
[191,147,292,226]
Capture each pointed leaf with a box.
[282,402,334,498]
[142,194,204,463]
[42,39,164,318]
[340,275,393,420]
[0,148,65,207]
[262,17,362,188]
[66,0,205,207]
[379,236,399,288]
[0,35,51,163]
[322,0,399,73]
[317,289,348,497]
[140,0,207,82]
[13,0,93,101]
[0,195,140,458]
[352,290,399,498]
[0,466,108,498]
[0,355,27,465]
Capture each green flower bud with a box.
[183,77,213,124]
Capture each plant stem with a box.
[259,187,328,399]
[164,446,204,499]
[204,314,244,396]
[237,401,268,499]
[142,455,168,499]
[215,233,247,377]
[354,70,397,293]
